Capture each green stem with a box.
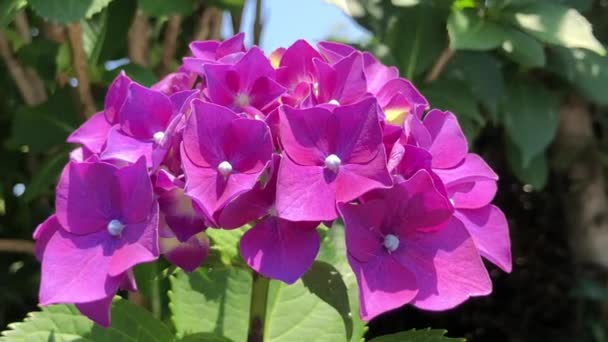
[247,272,270,342]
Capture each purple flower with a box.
[182,32,247,74]
[276,98,392,221]
[312,52,368,106]
[203,47,285,116]
[35,157,159,325]
[401,109,511,272]
[275,40,322,106]
[159,225,209,273]
[340,170,491,320]
[181,100,273,220]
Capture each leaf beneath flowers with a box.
[0,297,174,341]
[28,0,114,24]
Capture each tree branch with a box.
[14,12,31,44]
[194,7,223,41]
[0,239,35,254]
[424,47,455,83]
[66,23,96,118]
[0,30,46,106]
[253,0,263,46]
[160,15,182,75]
[128,10,150,66]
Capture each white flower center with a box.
[383,234,399,252]
[107,219,125,237]
[235,93,250,107]
[217,161,233,176]
[328,99,340,106]
[313,82,320,97]
[324,154,341,172]
[449,198,455,207]
[153,131,165,144]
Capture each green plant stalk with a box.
[247,272,270,342]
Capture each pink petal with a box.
[183,100,239,168]
[277,39,322,89]
[279,105,337,166]
[349,254,418,321]
[55,161,121,235]
[336,155,392,203]
[100,127,155,167]
[119,83,174,139]
[240,216,320,284]
[161,231,209,272]
[108,202,160,277]
[397,218,492,311]
[338,201,385,263]
[424,110,468,169]
[335,98,384,165]
[76,295,114,327]
[455,206,512,273]
[104,71,132,124]
[276,156,338,221]
[39,228,121,305]
[115,157,154,225]
[317,41,356,64]
[67,111,112,154]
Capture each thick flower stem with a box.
[247,272,270,342]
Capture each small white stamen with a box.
[153,131,165,144]
[449,198,455,207]
[328,99,340,106]
[324,154,341,172]
[235,93,250,107]
[217,161,233,176]
[107,219,125,237]
[313,82,320,96]
[383,234,399,252]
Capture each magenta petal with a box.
[100,127,155,167]
[317,41,356,63]
[190,40,220,60]
[115,157,153,224]
[277,40,322,89]
[402,114,432,148]
[335,98,384,164]
[338,201,385,263]
[233,47,276,89]
[349,255,418,321]
[376,78,428,117]
[222,118,273,173]
[158,186,207,241]
[33,215,61,261]
[329,52,368,105]
[55,161,121,235]
[397,218,492,311]
[424,110,468,169]
[39,229,121,305]
[67,112,112,154]
[363,52,399,96]
[217,32,246,58]
[337,155,392,202]
[182,146,266,217]
[276,156,338,221]
[162,232,209,272]
[119,83,174,139]
[279,105,336,165]
[393,144,433,179]
[248,76,285,110]
[108,203,160,277]
[76,295,113,327]
[455,206,512,273]
[240,216,320,284]
[183,100,239,168]
[434,153,498,185]
[104,71,132,124]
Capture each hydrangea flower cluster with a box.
[33,33,511,326]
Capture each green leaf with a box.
[96,0,138,62]
[421,79,484,142]
[0,0,26,28]
[10,88,78,153]
[0,297,174,341]
[206,0,245,12]
[16,39,60,81]
[265,274,348,341]
[387,6,447,79]
[138,0,197,17]
[500,28,546,68]
[28,0,114,24]
[547,47,608,106]
[505,2,606,55]
[368,328,465,342]
[445,51,504,117]
[501,79,560,166]
[317,223,367,342]
[22,153,68,202]
[448,10,509,50]
[177,333,235,342]
[506,141,548,190]
[169,267,252,342]
[206,227,248,266]
[301,261,352,339]
[391,0,420,6]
